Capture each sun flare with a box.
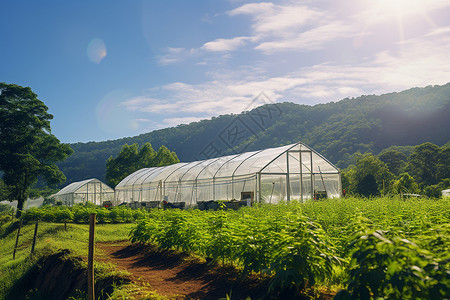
[360,0,440,42]
[372,0,429,18]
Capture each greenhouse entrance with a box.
[115,142,341,207]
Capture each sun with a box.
[359,0,438,42]
[371,0,432,19]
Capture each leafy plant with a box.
[335,221,450,299]
[268,212,340,294]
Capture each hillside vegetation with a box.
[58,83,450,185]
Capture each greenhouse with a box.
[115,142,341,207]
[53,178,114,206]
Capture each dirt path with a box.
[96,241,270,299]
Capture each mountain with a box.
[57,83,450,186]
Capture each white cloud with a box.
[126,25,450,122]
[157,47,197,65]
[255,21,357,53]
[229,2,324,35]
[158,1,351,62]
[122,97,180,113]
[202,36,252,52]
[161,117,207,127]
[226,1,358,53]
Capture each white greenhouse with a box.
[115,142,341,207]
[442,189,450,198]
[54,178,115,206]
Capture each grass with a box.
[0,220,135,299]
[106,283,175,300]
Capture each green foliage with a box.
[2,197,449,298]
[0,222,134,299]
[407,142,441,187]
[423,178,450,198]
[340,142,450,195]
[335,221,450,299]
[0,204,12,215]
[268,212,340,294]
[437,143,450,179]
[402,142,450,192]
[129,198,450,296]
[130,203,341,295]
[356,174,378,197]
[0,83,73,216]
[21,204,146,224]
[391,173,420,194]
[342,154,393,196]
[378,150,407,176]
[105,143,179,187]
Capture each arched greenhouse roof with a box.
[116,142,339,189]
[56,178,114,195]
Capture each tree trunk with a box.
[14,176,28,218]
[15,196,25,218]
[16,199,24,218]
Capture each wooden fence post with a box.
[13,218,23,260]
[88,213,96,300]
[30,219,39,256]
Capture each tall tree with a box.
[378,149,407,176]
[0,83,73,216]
[153,145,179,167]
[407,142,440,187]
[105,143,179,187]
[437,143,450,180]
[105,143,140,187]
[343,153,393,196]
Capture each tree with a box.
[378,150,407,176]
[153,145,179,167]
[356,174,378,197]
[0,83,73,217]
[105,143,179,187]
[407,142,440,187]
[105,144,140,187]
[343,153,393,196]
[391,173,420,194]
[437,143,450,180]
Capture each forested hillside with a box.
[58,83,450,185]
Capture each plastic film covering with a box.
[54,178,114,206]
[115,142,341,206]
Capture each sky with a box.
[2,0,450,143]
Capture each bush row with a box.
[130,203,340,294]
[21,204,148,224]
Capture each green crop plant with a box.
[267,211,341,294]
[129,197,449,297]
[335,219,450,299]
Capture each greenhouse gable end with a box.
[54,178,114,206]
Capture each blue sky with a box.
[2,0,450,143]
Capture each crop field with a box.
[1,196,449,299]
[129,196,450,298]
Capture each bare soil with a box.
[96,241,272,300]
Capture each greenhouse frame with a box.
[115,142,342,207]
[54,178,115,206]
